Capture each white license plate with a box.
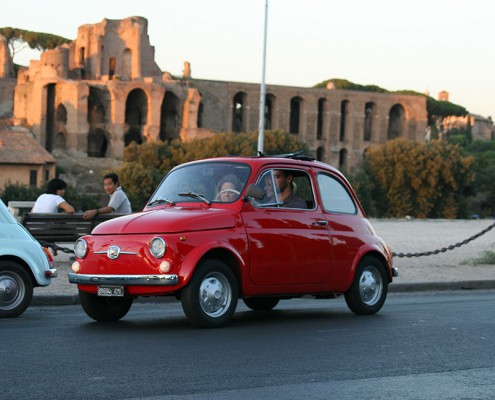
[98,285,124,297]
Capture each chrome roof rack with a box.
[257,150,315,161]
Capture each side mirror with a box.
[243,184,265,201]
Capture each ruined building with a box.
[0,16,429,185]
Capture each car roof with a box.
[178,155,343,176]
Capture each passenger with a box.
[32,178,75,214]
[82,173,131,220]
[273,169,307,209]
[216,174,241,202]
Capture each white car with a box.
[0,199,57,317]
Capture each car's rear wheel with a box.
[181,259,238,328]
[243,297,279,311]
[79,290,133,321]
[0,261,33,318]
[344,256,388,315]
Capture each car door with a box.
[242,167,332,286]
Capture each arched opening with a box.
[339,148,348,172]
[109,57,116,80]
[122,49,132,79]
[265,94,276,130]
[54,132,66,150]
[364,102,375,141]
[339,100,349,141]
[290,96,303,134]
[44,83,56,152]
[87,87,111,157]
[317,98,326,140]
[125,88,148,146]
[316,146,325,162]
[159,91,181,141]
[54,104,67,151]
[232,92,246,132]
[197,101,204,128]
[388,104,405,139]
[56,104,67,124]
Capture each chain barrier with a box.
[392,221,495,258]
[38,240,74,256]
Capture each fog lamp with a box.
[159,260,171,273]
[71,261,80,272]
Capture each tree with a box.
[350,138,474,218]
[0,27,71,61]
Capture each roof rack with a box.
[257,150,315,161]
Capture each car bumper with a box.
[68,273,179,286]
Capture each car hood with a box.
[91,207,237,235]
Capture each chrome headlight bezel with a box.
[150,237,167,258]
[74,238,88,259]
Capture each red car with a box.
[69,154,397,327]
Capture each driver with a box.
[216,174,242,202]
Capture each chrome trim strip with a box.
[93,251,138,255]
[68,273,179,286]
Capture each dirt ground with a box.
[371,219,495,283]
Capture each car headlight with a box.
[150,237,166,258]
[74,238,88,258]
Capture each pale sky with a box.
[3,0,494,117]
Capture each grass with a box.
[467,250,495,265]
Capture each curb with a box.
[31,280,495,307]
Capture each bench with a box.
[21,212,126,243]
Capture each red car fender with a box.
[177,240,247,286]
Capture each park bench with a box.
[21,212,126,244]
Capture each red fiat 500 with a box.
[69,154,397,327]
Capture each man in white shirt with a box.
[82,173,131,220]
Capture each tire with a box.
[344,256,388,315]
[79,290,133,322]
[243,297,279,311]
[181,259,238,328]
[0,261,33,318]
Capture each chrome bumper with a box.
[68,273,179,286]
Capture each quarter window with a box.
[317,174,357,214]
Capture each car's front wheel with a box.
[0,261,33,318]
[181,259,238,328]
[344,256,388,315]
[243,297,279,311]
[79,290,133,321]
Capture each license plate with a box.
[98,285,124,297]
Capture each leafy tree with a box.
[118,130,308,210]
[0,27,71,61]
[350,138,474,218]
[466,141,495,217]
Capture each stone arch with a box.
[388,104,405,139]
[54,131,67,150]
[264,94,276,130]
[125,88,148,146]
[109,57,116,80]
[317,98,326,140]
[54,104,67,151]
[88,128,108,157]
[339,148,348,172]
[339,100,349,141]
[159,91,181,141]
[197,100,204,128]
[290,96,303,134]
[232,91,247,132]
[364,102,376,141]
[87,87,110,157]
[56,104,67,124]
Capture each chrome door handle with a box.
[314,220,328,226]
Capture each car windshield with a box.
[147,162,251,206]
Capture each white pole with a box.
[257,0,269,155]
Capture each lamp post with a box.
[257,0,269,155]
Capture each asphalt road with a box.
[3,291,495,400]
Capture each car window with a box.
[253,168,315,209]
[317,173,357,214]
[148,162,251,205]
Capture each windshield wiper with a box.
[147,198,175,207]
[178,192,211,205]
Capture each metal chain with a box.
[392,221,495,258]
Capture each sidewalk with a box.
[32,219,495,306]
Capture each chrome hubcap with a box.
[199,272,231,317]
[0,273,24,310]
[359,266,382,306]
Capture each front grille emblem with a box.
[107,245,121,259]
